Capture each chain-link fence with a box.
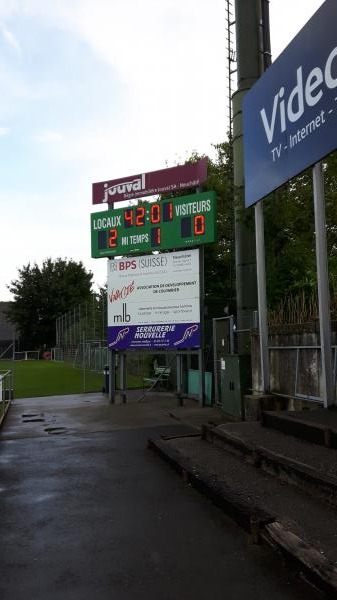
[55,296,107,350]
[53,297,158,390]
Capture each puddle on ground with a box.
[44,427,67,435]
[22,413,44,418]
[22,413,45,423]
[32,493,56,503]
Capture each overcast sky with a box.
[0,0,324,301]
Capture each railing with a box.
[0,369,13,424]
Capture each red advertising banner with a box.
[92,158,207,204]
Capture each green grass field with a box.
[0,359,142,399]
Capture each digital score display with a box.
[91,191,217,258]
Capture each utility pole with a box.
[232,0,263,352]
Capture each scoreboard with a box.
[91,191,217,258]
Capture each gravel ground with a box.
[165,436,337,564]
[218,421,337,478]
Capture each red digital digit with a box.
[136,206,145,226]
[163,202,173,221]
[108,228,118,247]
[151,227,161,247]
[124,209,134,228]
[150,203,160,224]
[194,215,205,236]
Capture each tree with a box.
[263,148,337,315]
[7,258,93,349]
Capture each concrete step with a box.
[149,433,337,596]
[203,421,337,508]
[262,409,337,448]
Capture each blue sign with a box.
[243,0,337,207]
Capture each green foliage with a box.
[201,143,235,305]
[158,144,337,323]
[264,148,337,317]
[7,258,93,349]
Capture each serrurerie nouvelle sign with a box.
[243,0,337,207]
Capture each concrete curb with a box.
[148,435,337,597]
[148,436,274,533]
[203,424,337,508]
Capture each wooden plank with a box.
[263,522,337,596]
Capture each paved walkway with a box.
[0,392,318,599]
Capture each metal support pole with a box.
[177,354,183,405]
[212,319,219,405]
[255,200,270,392]
[82,330,86,393]
[109,349,116,404]
[198,246,205,406]
[120,352,127,403]
[229,315,235,354]
[312,162,334,407]
[73,307,76,345]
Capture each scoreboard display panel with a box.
[91,191,217,258]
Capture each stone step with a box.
[262,409,337,448]
[202,421,337,508]
[149,433,337,596]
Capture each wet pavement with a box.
[0,392,319,599]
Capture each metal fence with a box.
[73,340,109,372]
[267,345,337,404]
[0,369,13,424]
[55,296,107,350]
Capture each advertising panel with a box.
[107,249,200,350]
[92,159,207,204]
[243,0,337,207]
[91,191,217,258]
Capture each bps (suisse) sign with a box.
[243,0,337,207]
[92,159,207,204]
[107,249,200,350]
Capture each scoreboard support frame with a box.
[104,190,210,407]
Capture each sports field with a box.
[0,360,142,399]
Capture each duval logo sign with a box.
[92,159,207,205]
[243,0,337,207]
[103,174,146,202]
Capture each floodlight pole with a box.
[233,0,260,352]
[313,162,334,407]
[234,0,270,392]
